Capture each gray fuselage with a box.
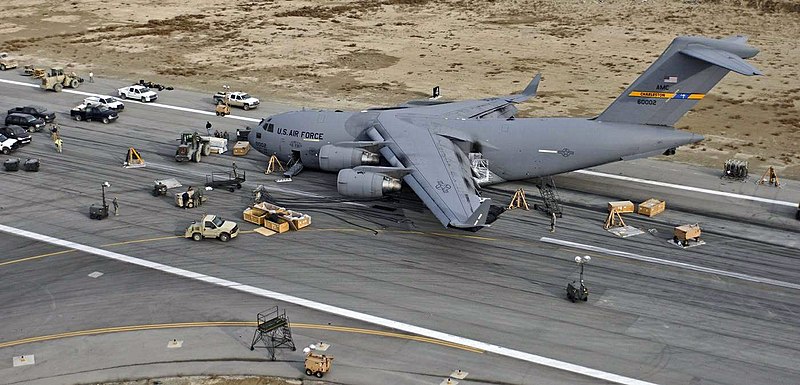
[248,108,700,183]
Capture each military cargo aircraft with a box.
[249,35,761,231]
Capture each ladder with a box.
[534,176,562,218]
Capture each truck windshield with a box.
[212,216,224,227]
[241,94,251,99]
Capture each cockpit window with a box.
[267,123,274,133]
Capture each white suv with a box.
[0,133,19,154]
[84,96,125,111]
[118,85,158,102]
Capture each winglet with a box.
[449,198,492,230]
[509,73,541,102]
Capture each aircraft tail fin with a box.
[596,35,761,127]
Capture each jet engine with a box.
[319,145,380,172]
[337,169,402,198]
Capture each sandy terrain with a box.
[1,0,798,177]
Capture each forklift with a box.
[89,182,111,220]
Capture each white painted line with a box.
[540,237,800,291]
[0,78,260,123]
[0,223,658,385]
[538,149,558,153]
[574,170,797,207]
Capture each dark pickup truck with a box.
[70,104,119,124]
[7,105,56,122]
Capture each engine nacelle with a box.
[319,145,380,172]
[337,169,402,198]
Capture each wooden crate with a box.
[242,207,267,225]
[674,224,701,240]
[638,198,665,217]
[263,219,289,233]
[233,141,250,156]
[289,214,311,230]
[608,201,635,213]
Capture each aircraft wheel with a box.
[219,233,230,242]
[192,233,202,241]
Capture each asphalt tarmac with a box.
[0,71,798,385]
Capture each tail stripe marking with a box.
[628,91,705,100]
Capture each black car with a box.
[7,106,56,123]
[5,113,46,132]
[0,125,31,145]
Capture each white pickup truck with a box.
[84,96,125,111]
[118,85,158,102]
[213,91,260,110]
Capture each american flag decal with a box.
[663,76,678,83]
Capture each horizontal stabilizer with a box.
[508,73,541,103]
[681,45,763,76]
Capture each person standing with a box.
[88,71,94,83]
[206,121,212,136]
[112,197,119,215]
[549,212,556,233]
[54,137,63,153]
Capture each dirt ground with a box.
[96,375,317,385]
[1,0,798,177]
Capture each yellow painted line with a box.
[1,226,494,269]
[628,91,705,100]
[101,235,182,247]
[0,321,483,353]
[0,249,75,267]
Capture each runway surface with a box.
[0,72,799,385]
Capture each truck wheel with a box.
[219,233,230,242]
[194,151,202,163]
[314,371,323,378]
[121,93,127,99]
[243,104,250,111]
[186,201,194,208]
[305,369,313,376]
[202,144,211,156]
[215,111,220,116]
[0,64,6,71]
[102,117,110,124]
[53,83,63,92]
[74,114,82,121]
[70,79,79,88]
[1,148,9,155]
[141,96,146,103]
[192,233,202,241]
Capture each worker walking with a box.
[112,197,119,215]
[50,124,59,141]
[54,137,63,153]
[549,212,556,233]
[206,121,212,136]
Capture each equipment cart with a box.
[304,351,333,378]
[205,169,245,192]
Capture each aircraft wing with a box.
[366,112,492,229]
[392,74,541,120]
